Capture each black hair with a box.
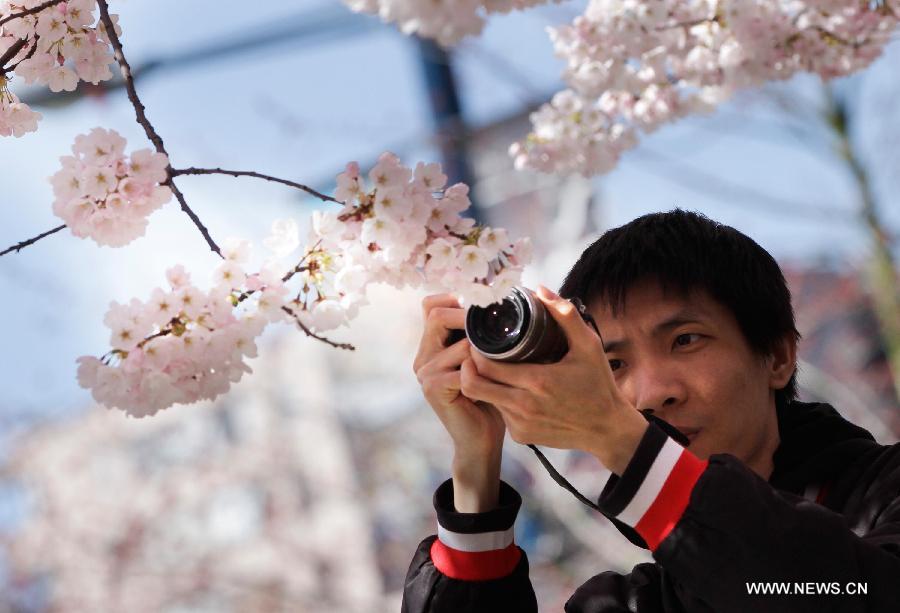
[559,209,801,405]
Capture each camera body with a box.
[446,286,597,363]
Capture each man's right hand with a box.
[413,293,505,512]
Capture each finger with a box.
[460,357,527,408]
[469,346,544,391]
[425,369,463,399]
[422,293,461,318]
[415,307,467,367]
[417,338,471,381]
[425,306,466,346]
[535,284,593,354]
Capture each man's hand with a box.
[460,285,648,475]
[413,293,506,511]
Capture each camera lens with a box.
[465,286,568,363]
[467,292,530,354]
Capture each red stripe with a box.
[430,539,521,581]
[634,450,708,551]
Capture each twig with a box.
[0,224,65,257]
[0,0,65,28]
[95,0,222,258]
[171,167,340,204]
[95,0,163,153]
[0,38,26,70]
[282,305,355,351]
[8,39,37,72]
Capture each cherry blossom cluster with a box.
[0,0,119,137]
[49,127,172,246]
[343,1,897,176]
[306,152,531,313]
[342,0,557,46]
[76,154,531,416]
[0,76,40,136]
[76,253,275,417]
[510,0,899,176]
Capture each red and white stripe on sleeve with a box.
[598,423,708,551]
[429,479,523,581]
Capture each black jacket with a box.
[401,400,900,611]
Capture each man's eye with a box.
[609,359,624,371]
[674,333,701,347]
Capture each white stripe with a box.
[437,525,514,552]
[618,437,685,527]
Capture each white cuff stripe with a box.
[617,437,684,527]
[437,525,514,552]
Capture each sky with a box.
[0,0,898,429]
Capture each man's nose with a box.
[629,363,687,418]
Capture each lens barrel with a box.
[465,286,568,363]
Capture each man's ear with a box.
[767,333,798,390]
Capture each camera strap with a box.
[525,411,691,514]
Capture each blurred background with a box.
[0,0,898,611]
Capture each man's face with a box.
[587,280,782,472]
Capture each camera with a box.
[445,286,599,363]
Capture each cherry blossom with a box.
[0,83,41,136]
[343,0,559,46]
[49,127,173,246]
[304,152,530,309]
[511,0,900,175]
[76,154,531,415]
[77,263,272,418]
[1,0,117,136]
[342,1,898,177]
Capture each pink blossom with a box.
[342,0,552,46]
[510,0,898,176]
[74,128,126,166]
[166,265,191,289]
[50,128,172,247]
[262,218,300,258]
[367,152,411,190]
[13,53,54,85]
[457,245,490,279]
[77,155,530,415]
[1,1,116,135]
[310,300,346,332]
[413,161,447,191]
[0,92,42,137]
[129,149,169,184]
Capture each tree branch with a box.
[7,3,356,358]
[0,0,65,28]
[0,224,65,257]
[95,0,222,258]
[0,38,26,71]
[171,167,340,204]
[826,86,900,404]
[282,305,355,351]
[8,38,37,73]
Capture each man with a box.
[402,210,900,612]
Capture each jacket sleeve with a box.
[400,478,538,613]
[572,421,900,612]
